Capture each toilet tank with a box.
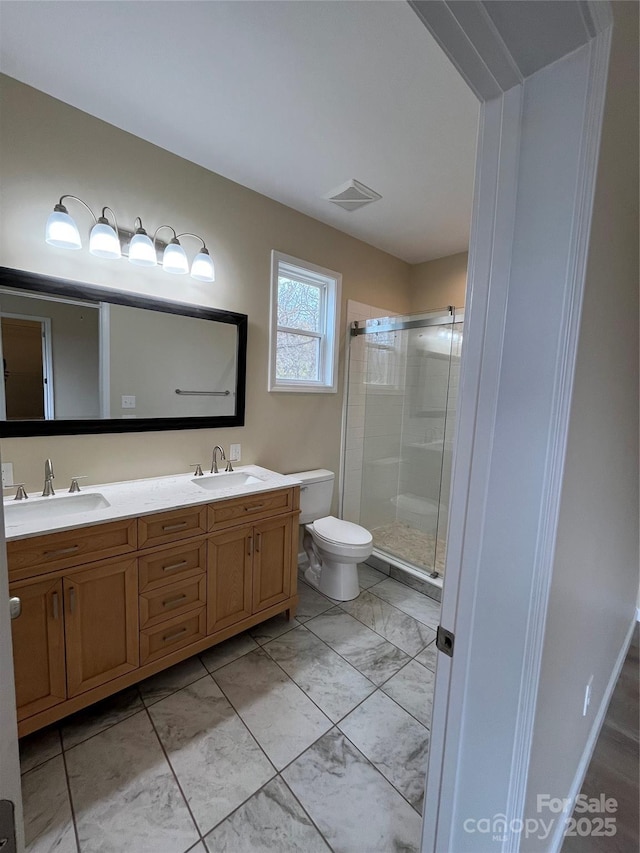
[294,469,334,523]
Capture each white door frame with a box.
[410,3,613,852]
[0,312,55,420]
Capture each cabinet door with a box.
[252,514,293,614]
[64,558,139,697]
[207,526,252,634]
[10,578,66,721]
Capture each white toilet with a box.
[294,469,373,601]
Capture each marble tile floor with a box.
[20,565,439,853]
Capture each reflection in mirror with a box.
[0,267,247,436]
[1,292,100,420]
[106,304,236,419]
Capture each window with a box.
[269,251,341,392]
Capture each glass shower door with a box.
[351,311,462,579]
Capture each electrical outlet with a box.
[583,675,593,716]
[121,395,136,409]
[1,462,14,487]
[230,443,241,462]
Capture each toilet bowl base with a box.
[304,558,360,601]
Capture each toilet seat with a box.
[311,516,373,547]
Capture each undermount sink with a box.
[191,472,262,492]
[3,492,111,524]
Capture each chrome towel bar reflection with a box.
[175,389,231,397]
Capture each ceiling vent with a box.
[324,179,382,212]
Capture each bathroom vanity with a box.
[6,467,300,737]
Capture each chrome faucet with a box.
[42,459,55,496]
[211,445,226,474]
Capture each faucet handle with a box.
[225,459,234,473]
[190,463,204,477]
[3,484,28,500]
[69,476,88,493]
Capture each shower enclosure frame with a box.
[341,306,464,591]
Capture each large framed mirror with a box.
[0,267,247,437]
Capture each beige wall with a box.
[108,305,237,419]
[409,251,467,313]
[524,0,639,830]
[0,75,412,493]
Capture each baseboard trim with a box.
[548,613,638,852]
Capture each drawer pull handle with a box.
[44,545,80,558]
[244,503,266,512]
[162,521,189,532]
[162,593,188,608]
[247,535,253,556]
[52,591,59,620]
[162,626,188,642]
[162,560,188,573]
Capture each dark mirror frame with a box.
[0,267,247,437]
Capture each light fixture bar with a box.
[45,194,215,282]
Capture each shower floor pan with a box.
[371,521,447,580]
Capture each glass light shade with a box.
[45,210,82,249]
[89,221,121,259]
[190,251,215,282]
[162,241,189,274]
[128,232,157,266]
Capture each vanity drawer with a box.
[7,519,138,581]
[138,540,206,592]
[138,506,207,550]
[208,488,296,531]
[139,575,206,629]
[140,607,206,664]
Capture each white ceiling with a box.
[0,0,479,264]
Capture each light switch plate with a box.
[121,395,136,409]
[1,462,14,487]
[230,444,241,462]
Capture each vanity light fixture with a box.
[45,195,215,282]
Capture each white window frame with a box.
[268,250,341,393]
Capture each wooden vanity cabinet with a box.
[64,558,139,697]
[207,526,253,633]
[252,514,294,613]
[9,485,299,736]
[9,576,66,721]
[207,490,298,632]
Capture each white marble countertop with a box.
[3,466,302,542]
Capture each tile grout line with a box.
[59,685,146,754]
[366,578,441,626]
[205,665,287,780]
[337,726,426,817]
[142,703,206,850]
[299,580,439,687]
[144,667,292,846]
[209,648,344,799]
[58,729,82,853]
[259,621,433,741]
[339,587,438,648]
[260,622,377,716]
[278,773,338,852]
[303,603,423,677]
